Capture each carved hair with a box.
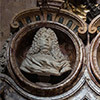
[27,27,68,61]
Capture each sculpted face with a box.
[39,32,52,49]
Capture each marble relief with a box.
[20,27,72,76]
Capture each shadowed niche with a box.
[15,27,76,85]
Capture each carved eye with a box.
[46,38,48,41]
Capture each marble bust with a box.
[20,27,72,76]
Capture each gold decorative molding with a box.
[64,0,90,21]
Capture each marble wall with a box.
[0,0,37,51]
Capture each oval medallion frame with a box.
[90,32,100,86]
[8,21,84,96]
